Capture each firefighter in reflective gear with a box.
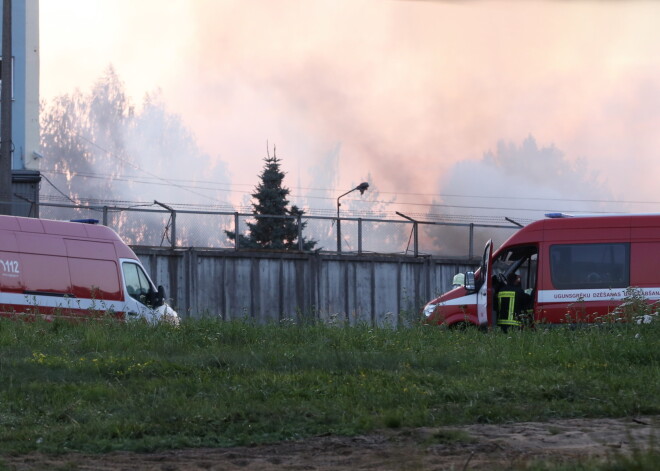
[497,272,532,331]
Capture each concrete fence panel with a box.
[134,247,478,326]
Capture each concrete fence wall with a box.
[134,247,478,326]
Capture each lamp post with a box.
[336,182,369,253]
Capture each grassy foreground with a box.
[0,318,658,455]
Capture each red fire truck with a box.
[423,213,660,327]
[0,215,179,324]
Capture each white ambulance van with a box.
[0,215,179,324]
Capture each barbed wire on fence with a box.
[34,200,520,258]
[39,193,537,226]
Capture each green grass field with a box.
[0,317,658,459]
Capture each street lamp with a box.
[336,182,369,253]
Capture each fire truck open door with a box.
[477,240,493,327]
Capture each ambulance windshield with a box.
[122,262,155,306]
[492,245,538,293]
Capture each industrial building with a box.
[1,0,40,216]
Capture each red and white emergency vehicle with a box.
[423,213,660,327]
[0,215,179,324]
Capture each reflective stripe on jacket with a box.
[497,290,522,327]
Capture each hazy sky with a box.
[40,0,660,218]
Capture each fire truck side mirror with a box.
[465,272,476,291]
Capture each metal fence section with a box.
[303,216,336,252]
[35,202,520,258]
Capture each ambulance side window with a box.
[550,243,630,289]
[122,262,152,305]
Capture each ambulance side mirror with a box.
[465,272,476,292]
[156,285,166,307]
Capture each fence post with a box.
[234,212,239,251]
[170,210,177,249]
[358,218,362,254]
[395,212,419,257]
[297,214,303,251]
[154,201,176,249]
[413,221,419,257]
[469,223,474,259]
[337,216,342,253]
[102,206,108,226]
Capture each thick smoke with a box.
[440,136,614,217]
[153,0,660,213]
[39,67,233,246]
[424,136,617,256]
[38,2,660,252]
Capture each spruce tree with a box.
[226,152,317,250]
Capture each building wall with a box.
[134,247,478,325]
[11,168,39,216]
[1,0,40,170]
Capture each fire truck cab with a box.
[423,213,660,327]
